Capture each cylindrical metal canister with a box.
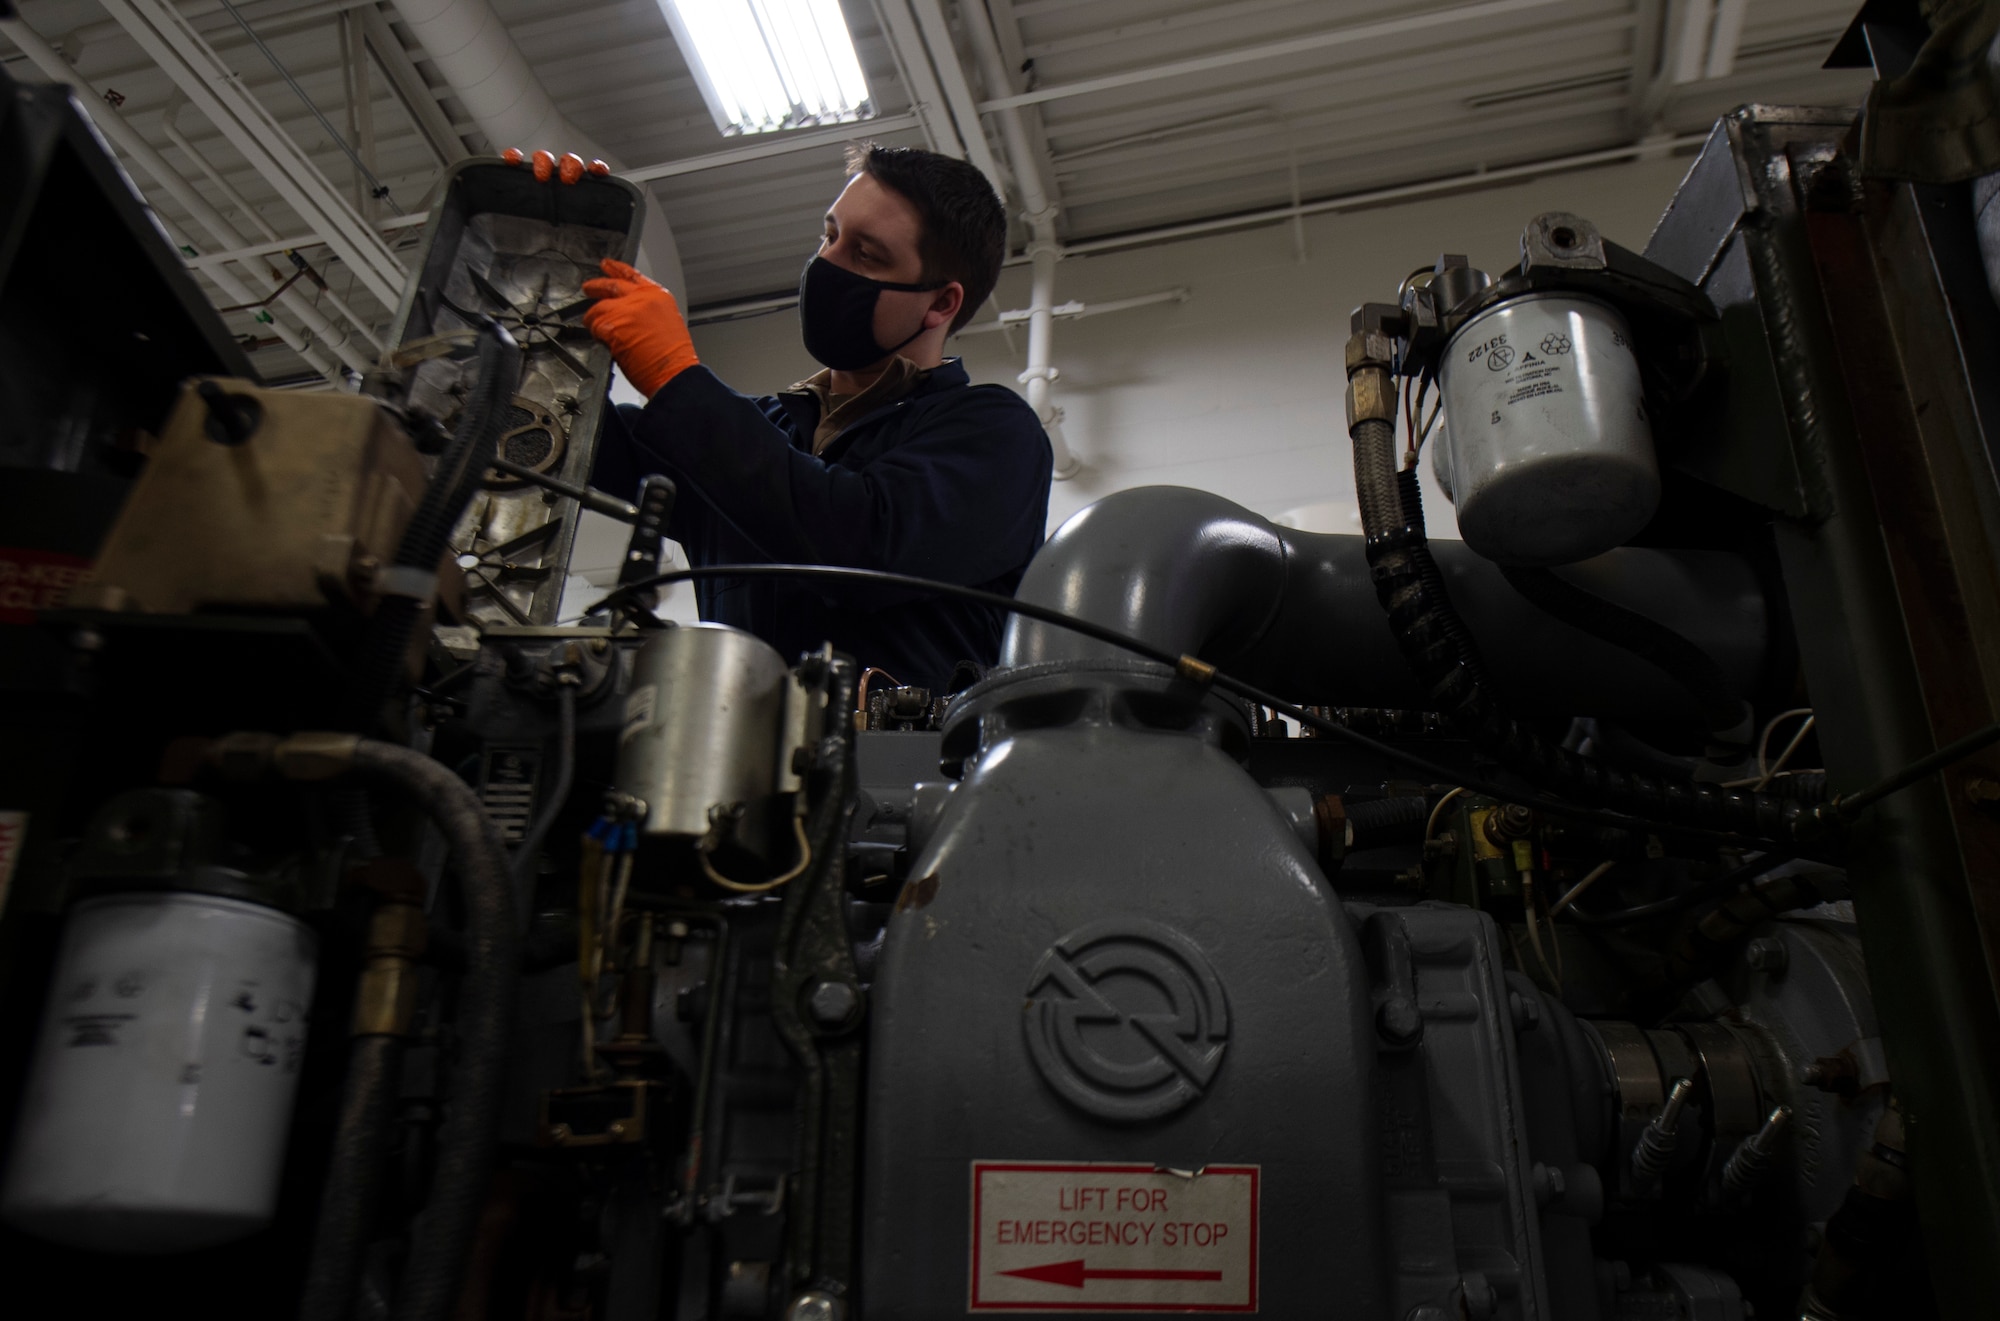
[1434,293,1658,565]
[1,890,318,1252]
[616,623,792,837]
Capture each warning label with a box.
[0,547,90,625]
[969,1161,1258,1312]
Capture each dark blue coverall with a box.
[592,360,1054,691]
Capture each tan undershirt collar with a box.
[792,356,929,454]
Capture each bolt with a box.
[1745,937,1789,975]
[1802,1054,1859,1097]
[785,1292,845,1321]
[1531,1162,1567,1208]
[806,979,860,1029]
[1508,989,1541,1033]
[1457,1272,1497,1320]
[1967,777,2000,806]
[1376,998,1423,1048]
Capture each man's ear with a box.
[926,282,965,330]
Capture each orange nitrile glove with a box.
[582,258,698,398]
[502,148,611,183]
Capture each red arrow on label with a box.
[1000,1259,1224,1289]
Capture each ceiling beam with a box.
[623,113,924,183]
[979,0,1566,112]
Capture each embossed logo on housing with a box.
[1022,918,1230,1122]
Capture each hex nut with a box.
[1745,937,1789,975]
[786,1291,845,1321]
[806,979,861,1029]
[1345,330,1396,374]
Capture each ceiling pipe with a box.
[0,16,350,382]
[94,0,410,310]
[161,92,384,354]
[383,0,687,296]
[902,0,1007,193]
[959,0,1079,478]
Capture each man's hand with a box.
[583,259,699,398]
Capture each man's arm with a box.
[621,366,1051,602]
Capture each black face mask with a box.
[798,255,943,371]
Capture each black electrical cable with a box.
[1834,720,2000,817]
[1351,415,1804,840]
[583,565,1770,847]
[1559,850,1797,928]
[349,320,519,728]
[586,563,2000,843]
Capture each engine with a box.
[1,86,1985,1321]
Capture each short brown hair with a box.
[845,143,1005,334]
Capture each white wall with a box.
[561,149,1696,621]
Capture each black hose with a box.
[509,684,576,926]
[1499,563,1749,739]
[344,741,518,1321]
[349,324,520,728]
[298,1034,402,1321]
[1351,416,1801,840]
[1345,794,1431,850]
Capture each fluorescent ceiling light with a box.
[659,0,877,137]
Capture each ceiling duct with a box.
[386,0,687,295]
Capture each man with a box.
[577,144,1054,691]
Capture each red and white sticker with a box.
[0,548,90,625]
[969,1161,1258,1312]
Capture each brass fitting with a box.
[1344,329,1396,376]
[352,899,427,1037]
[272,732,361,780]
[1346,370,1397,429]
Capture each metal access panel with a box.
[1643,106,2000,1314]
[382,160,644,627]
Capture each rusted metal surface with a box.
[1726,109,2000,1308]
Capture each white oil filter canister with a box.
[1,890,317,1252]
[1434,293,1658,566]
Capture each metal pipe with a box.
[94,0,410,308]
[977,0,1564,112]
[1058,133,1712,257]
[961,0,1078,477]
[622,114,924,183]
[904,0,1007,192]
[1000,486,1768,724]
[212,0,397,208]
[180,213,429,271]
[955,286,1190,334]
[0,17,349,381]
[161,98,385,356]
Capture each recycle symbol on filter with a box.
[1540,332,1572,355]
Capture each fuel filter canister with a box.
[1434,293,1658,566]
